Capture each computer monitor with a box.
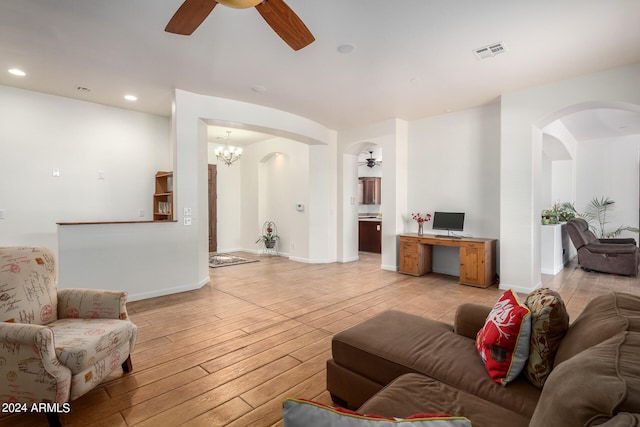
[432,211,465,237]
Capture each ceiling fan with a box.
[165,0,315,51]
[358,151,382,168]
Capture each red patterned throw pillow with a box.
[475,289,531,385]
[282,398,472,426]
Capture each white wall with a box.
[408,104,501,276]
[208,144,242,252]
[338,119,408,270]
[575,134,640,238]
[240,138,310,259]
[551,161,574,205]
[0,85,169,254]
[501,63,640,293]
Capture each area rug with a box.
[209,253,259,268]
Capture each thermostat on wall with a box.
[296,203,304,212]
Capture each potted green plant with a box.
[556,202,576,222]
[256,220,279,249]
[542,202,576,225]
[566,196,639,238]
[541,209,557,225]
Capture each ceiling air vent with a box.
[474,42,507,60]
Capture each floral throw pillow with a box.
[475,289,531,385]
[282,398,472,426]
[524,288,569,388]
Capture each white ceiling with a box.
[2,0,640,137]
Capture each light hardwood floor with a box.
[2,252,638,426]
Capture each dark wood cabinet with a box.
[358,177,381,205]
[359,220,382,253]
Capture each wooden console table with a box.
[399,234,497,288]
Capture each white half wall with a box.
[0,85,185,301]
[0,86,170,253]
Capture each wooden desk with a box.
[399,234,497,288]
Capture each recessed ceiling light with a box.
[337,43,356,54]
[8,68,26,77]
[124,94,138,101]
[251,85,267,93]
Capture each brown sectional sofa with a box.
[326,292,640,427]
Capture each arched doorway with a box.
[535,101,640,274]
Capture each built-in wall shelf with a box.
[153,171,174,221]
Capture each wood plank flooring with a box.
[2,252,638,426]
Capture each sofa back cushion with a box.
[282,398,473,427]
[554,292,640,366]
[524,288,569,388]
[529,331,640,427]
[0,247,58,325]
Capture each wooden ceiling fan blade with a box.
[165,0,218,35]
[255,0,315,51]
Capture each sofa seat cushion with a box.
[555,292,640,366]
[530,331,640,427]
[50,318,136,374]
[331,310,541,418]
[357,373,530,427]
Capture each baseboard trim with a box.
[127,279,207,302]
[381,264,398,271]
[337,255,360,263]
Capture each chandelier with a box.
[215,131,243,166]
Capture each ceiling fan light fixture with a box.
[165,0,314,50]
[366,151,376,168]
[216,0,262,9]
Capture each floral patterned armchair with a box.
[0,247,137,426]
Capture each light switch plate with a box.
[184,217,192,226]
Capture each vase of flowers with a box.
[411,212,431,236]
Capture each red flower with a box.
[411,213,432,223]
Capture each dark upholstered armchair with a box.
[566,218,639,276]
